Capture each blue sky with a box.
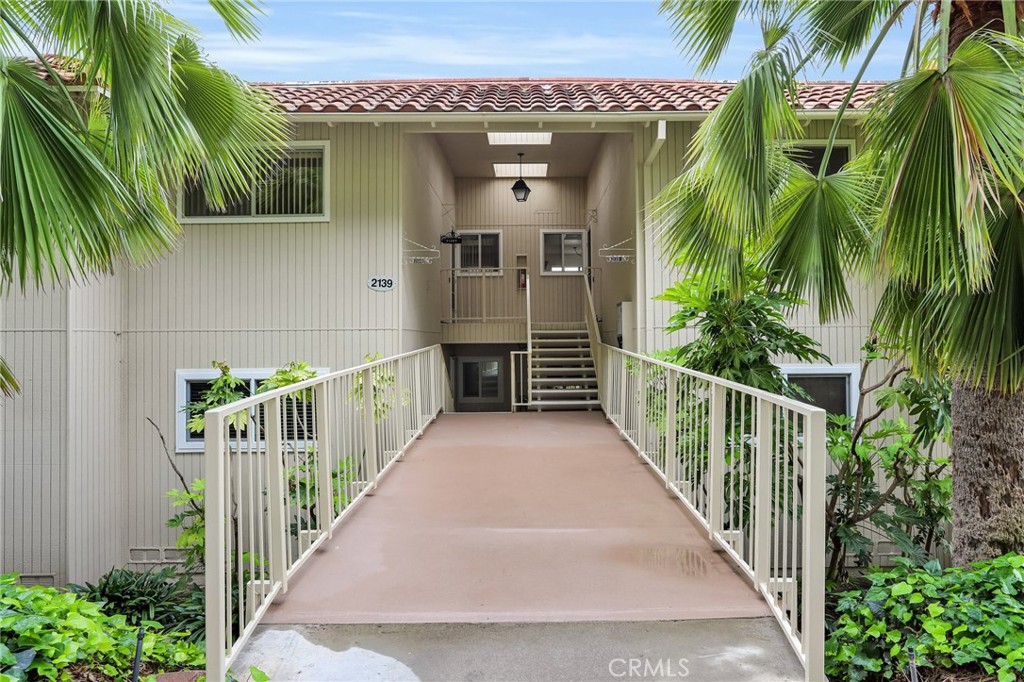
[172,1,912,83]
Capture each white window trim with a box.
[778,363,861,417]
[455,230,503,274]
[540,229,588,276]
[177,140,331,224]
[175,367,328,453]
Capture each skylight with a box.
[493,163,548,178]
[487,132,553,145]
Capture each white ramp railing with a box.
[203,346,452,681]
[583,283,825,681]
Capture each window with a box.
[174,367,327,452]
[457,232,502,270]
[179,142,329,222]
[778,364,860,417]
[456,357,504,403]
[787,143,852,176]
[542,230,586,274]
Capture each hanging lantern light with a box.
[511,152,531,202]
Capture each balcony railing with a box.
[202,346,453,681]
[440,268,527,323]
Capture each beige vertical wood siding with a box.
[1,287,68,585]
[119,122,404,568]
[66,276,127,583]
[586,133,637,345]
[454,177,588,326]
[401,133,454,351]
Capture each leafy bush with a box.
[68,567,198,635]
[0,574,204,681]
[827,555,1024,681]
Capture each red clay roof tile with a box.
[256,78,883,115]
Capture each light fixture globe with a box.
[511,152,531,202]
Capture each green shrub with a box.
[69,567,204,642]
[826,555,1024,681]
[0,574,204,681]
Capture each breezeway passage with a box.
[261,412,770,624]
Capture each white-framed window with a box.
[455,357,504,404]
[456,231,502,270]
[778,364,860,418]
[178,141,330,223]
[541,230,587,275]
[174,367,328,452]
[787,140,856,176]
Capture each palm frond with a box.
[805,0,907,68]
[867,32,1024,293]
[764,159,876,319]
[171,35,288,209]
[207,0,263,41]
[0,57,180,286]
[659,0,753,74]
[0,355,20,397]
[877,190,1024,393]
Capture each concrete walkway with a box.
[263,412,770,624]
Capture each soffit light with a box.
[487,132,553,145]
[510,153,531,203]
[493,162,548,178]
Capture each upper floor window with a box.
[457,232,502,269]
[788,143,852,176]
[542,230,586,274]
[179,142,329,222]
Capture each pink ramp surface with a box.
[263,411,770,624]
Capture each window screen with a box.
[458,233,501,269]
[542,232,585,273]
[182,145,326,219]
[789,374,850,416]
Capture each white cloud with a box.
[202,28,676,75]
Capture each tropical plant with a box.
[656,0,1024,565]
[655,266,828,397]
[0,574,204,681]
[0,2,287,398]
[827,555,1024,681]
[68,567,202,639]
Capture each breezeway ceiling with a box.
[434,132,605,179]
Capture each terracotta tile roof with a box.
[258,78,884,115]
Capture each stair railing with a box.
[525,273,533,408]
[582,273,602,393]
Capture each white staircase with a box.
[529,328,599,410]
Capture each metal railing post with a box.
[754,397,773,586]
[803,409,827,682]
[638,362,648,456]
[413,353,424,430]
[665,372,677,487]
[204,413,227,682]
[362,367,380,488]
[265,398,288,593]
[314,383,334,538]
[707,382,726,540]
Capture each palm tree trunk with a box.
[951,382,1024,565]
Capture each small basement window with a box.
[456,357,504,404]
[457,232,502,270]
[779,364,860,418]
[175,367,327,452]
[541,230,586,274]
[179,142,329,222]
